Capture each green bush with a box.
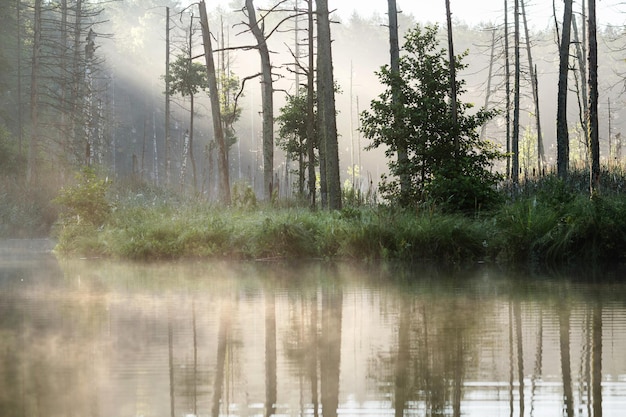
[54,167,112,226]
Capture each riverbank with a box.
[52,190,626,266]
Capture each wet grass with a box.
[52,170,626,266]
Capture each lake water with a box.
[1,240,626,417]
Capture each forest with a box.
[2,0,626,265]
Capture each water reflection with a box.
[1,249,626,417]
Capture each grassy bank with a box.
[51,169,626,266]
[52,189,626,266]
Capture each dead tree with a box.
[199,0,231,204]
[316,0,341,210]
[244,0,279,200]
[557,0,574,179]
[512,0,520,183]
[521,0,546,175]
[588,0,599,194]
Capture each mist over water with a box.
[1,242,626,416]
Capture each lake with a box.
[1,239,625,417]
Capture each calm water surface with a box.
[1,240,626,417]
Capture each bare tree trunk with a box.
[557,0,574,180]
[245,0,275,201]
[316,0,341,210]
[504,0,511,179]
[588,0,600,195]
[190,93,197,191]
[165,7,172,188]
[199,0,231,204]
[521,0,545,175]
[28,0,42,184]
[480,28,496,142]
[17,0,23,155]
[388,0,409,205]
[512,0,520,183]
[445,0,459,157]
[572,13,589,152]
[306,0,316,209]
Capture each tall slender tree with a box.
[445,0,459,157]
[512,0,520,183]
[199,0,231,204]
[28,0,42,184]
[316,0,341,210]
[557,0,574,179]
[245,0,276,200]
[306,0,316,208]
[504,0,511,179]
[388,0,409,206]
[588,0,600,195]
[521,0,545,175]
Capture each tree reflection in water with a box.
[2,257,625,417]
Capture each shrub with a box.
[54,167,112,226]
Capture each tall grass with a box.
[53,168,626,266]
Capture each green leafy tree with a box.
[165,54,208,191]
[276,88,317,197]
[361,24,504,212]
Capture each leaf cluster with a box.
[165,54,209,97]
[361,24,504,212]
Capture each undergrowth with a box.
[52,169,626,266]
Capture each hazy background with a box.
[97,0,626,196]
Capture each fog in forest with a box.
[89,0,626,198]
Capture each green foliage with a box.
[231,181,257,210]
[53,171,626,266]
[54,167,112,226]
[218,69,242,150]
[276,88,317,184]
[361,24,504,211]
[164,55,208,97]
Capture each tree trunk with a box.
[388,0,409,205]
[165,7,172,188]
[480,29,496,142]
[306,0,316,209]
[588,0,600,195]
[245,0,275,201]
[504,0,511,179]
[572,14,589,153]
[557,0,574,180]
[28,0,42,184]
[190,93,197,191]
[512,0,520,183]
[445,0,459,157]
[316,0,342,210]
[521,0,546,175]
[199,0,231,204]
